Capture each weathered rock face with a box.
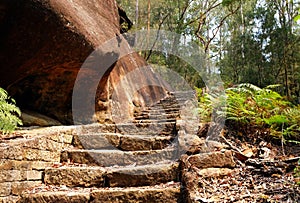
[0,0,167,124]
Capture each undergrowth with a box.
[196,83,300,142]
[0,87,22,134]
[295,159,300,186]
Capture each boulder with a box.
[0,0,168,125]
[184,150,236,169]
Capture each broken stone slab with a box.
[186,150,236,169]
[61,148,180,166]
[90,183,182,203]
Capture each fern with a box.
[197,83,300,141]
[0,88,22,134]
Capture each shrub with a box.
[197,83,300,141]
[0,87,22,134]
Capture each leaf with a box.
[294,14,300,22]
[0,87,23,134]
[264,115,288,125]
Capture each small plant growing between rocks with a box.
[0,87,22,134]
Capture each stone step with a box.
[132,119,177,124]
[90,182,182,203]
[60,148,181,167]
[18,182,182,203]
[134,113,179,119]
[145,107,180,112]
[44,162,179,187]
[75,122,177,136]
[73,133,174,151]
[115,122,177,135]
[134,113,179,120]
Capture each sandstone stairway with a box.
[16,91,198,203]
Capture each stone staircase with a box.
[16,91,197,203]
[1,90,236,203]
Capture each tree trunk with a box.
[135,0,139,27]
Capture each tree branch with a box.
[145,13,170,61]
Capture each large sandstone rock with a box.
[0,0,168,124]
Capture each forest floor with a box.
[195,124,300,203]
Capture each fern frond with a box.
[0,87,23,134]
[238,83,262,92]
[265,84,281,90]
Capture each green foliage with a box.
[196,88,213,122]
[0,87,22,134]
[220,0,300,99]
[197,83,300,141]
[294,9,300,22]
[294,159,300,185]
